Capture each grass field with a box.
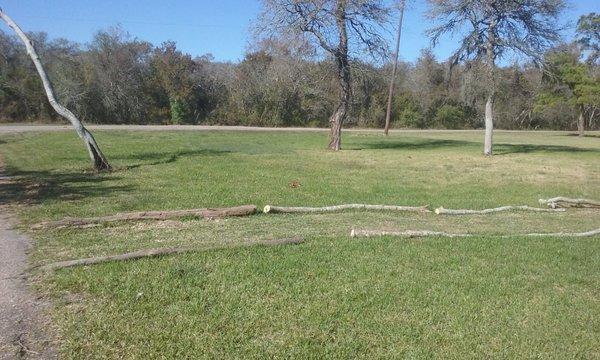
[1,129,599,358]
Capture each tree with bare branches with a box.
[427,0,566,156]
[257,0,390,150]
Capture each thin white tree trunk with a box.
[484,94,494,155]
[384,0,405,135]
[483,18,496,156]
[0,8,110,170]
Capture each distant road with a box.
[0,124,577,134]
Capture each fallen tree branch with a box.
[31,205,257,230]
[350,228,600,238]
[517,228,600,237]
[264,204,430,214]
[350,229,471,238]
[40,237,304,271]
[539,197,600,209]
[434,205,565,215]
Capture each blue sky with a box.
[1,0,598,63]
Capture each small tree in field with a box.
[537,45,600,136]
[257,0,390,150]
[0,7,110,170]
[427,0,565,156]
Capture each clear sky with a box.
[1,0,598,64]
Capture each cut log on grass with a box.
[350,229,471,238]
[264,204,430,214]
[539,197,600,209]
[434,205,565,215]
[350,228,600,239]
[31,205,257,230]
[40,237,304,271]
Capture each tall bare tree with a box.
[384,0,406,135]
[257,0,390,150]
[0,7,110,170]
[427,0,565,156]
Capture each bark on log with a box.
[434,205,565,215]
[40,237,304,271]
[31,205,257,229]
[351,229,471,238]
[539,197,600,209]
[350,228,600,238]
[518,228,600,237]
[264,204,430,214]
[0,8,110,170]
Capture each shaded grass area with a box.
[1,129,599,358]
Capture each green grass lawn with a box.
[1,129,599,358]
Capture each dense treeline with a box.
[0,26,598,130]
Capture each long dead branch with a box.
[435,205,565,215]
[350,228,600,238]
[31,205,257,230]
[264,204,430,214]
[350,229,471,238]
[539,197,600,209]
[40,237,304,271]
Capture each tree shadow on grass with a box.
[349,137,599,155]
[350,138,474,151]
[0,168,133,206]
[116,149,232,170]
[494,143,600,155]
[563,133,600,139]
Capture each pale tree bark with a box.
[0,8,110,170]
[483,19,496,156]
[577,105,585,137]
[384,0,405,136]
[264,203,430,214]
[328,0,351,151]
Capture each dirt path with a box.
[0,167,55,359]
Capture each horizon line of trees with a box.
[0,24,598,132]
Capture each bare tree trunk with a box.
[484,94,494,155]
[483,18,496,157]
[577,106,585,137]
[328,0,351,151]
[0,8,110,171]
[384,0,405,136]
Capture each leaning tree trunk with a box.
[577,105,585,137]
[384,0,405,136]
[483,19,496,157]
[0,8,110,170]
[328,0,351,151]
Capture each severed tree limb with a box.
[434,205,565,215]
[539,197,600,209]
[517,228,600,237]
[351,229,471,238]
[264,204,430,214]
[31,205,257,230]
[40,237,304,271]
[350,228,600,238]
